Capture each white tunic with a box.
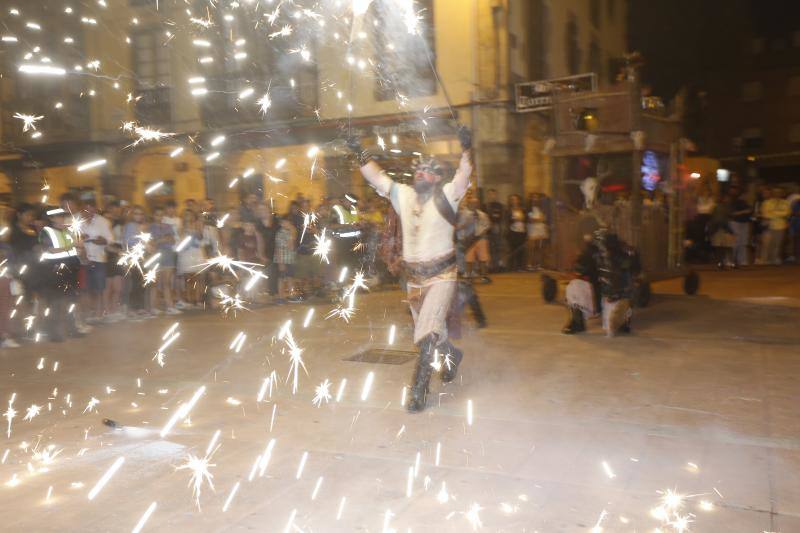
[360,152,472,264]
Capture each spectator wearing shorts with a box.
[526,192,549,270]
[459,195,491,283]
[150,206,181,315]
[82,199,114,322]
[274,217,296,304]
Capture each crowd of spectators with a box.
[688,183,800,269]
[0,191,389,348]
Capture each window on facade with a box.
[529,0,550,80]
[372,0,436,101]
[741,81,763,102]
[590,0,601,29]
[741,127,764,149]
[566,14,581,75]
[132,29,172,124]
[589,40,603,79]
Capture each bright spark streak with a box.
[303,308,314,328]
[337,497,347,520]
[602,461,616,479]
[175,235,192,252]
[206,430,222,457]
[162,322,179,340]
[406,466,414,498]
[338,266,348,283]
[269,25,293,39]
[145,181,164,195]
[4,404,17,438]
[312,379,332,407]
[377,135,386,151]
[388,324,396,345]
[257,438,277,477]
[18,64,66,76]
[467,399,474,426]
[131,502,157,533]
[295,451,308,480]
[198,253,263,279]
[336,379,347,402]
[77,159,106,172]
[360,372,374,401]
[169,146,184,158]
[283,330,307,394]
[283,509,297,533]
[13,113,43,132]
[435,442,442,466]
[87,456,125,500]
[311,476,323,500]
[437,482,450,503]
[222,482,240,512]
[275,158,286,169]
[160,386,206,438]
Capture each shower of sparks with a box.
[592,509,608,532]
[269,24,293,39]
[218,290,248,316]
[312,379,332,407]
[143,266,158,286]
[131,502,157,533]
[154,330,180,367]
[299,211,317,243]
[282,329,307,394]
[4,403,17,438]
[68,215,85,237]
[198,253,263,279]
[176,450,216,510]
[326,304,356,322]
[13,113,43,132]
[23,404,41,421]
[377,135,386,151]
[257,92,272,115]
[160,385,206,438]
[313,227,332,263]
[87,456,125,500]
[123,122,175,147]
[464,502,484,530]
[83,397,100,414]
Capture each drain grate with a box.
[346,349,417,365]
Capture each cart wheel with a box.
[683,270,700,295]
[634,280,651,308]
[541,274,557,303]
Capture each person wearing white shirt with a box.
[348,126,473,412]
[82,200,114,321]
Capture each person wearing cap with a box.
[38,207,81,341]
[347,125,473,412]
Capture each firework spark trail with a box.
[83,397,100,414]
[258,438,277,477]
[303,308,315,328]
[3,401,16,438]
[336,496,347,520]
[87,456,125,500]
[222,482,240,512]
[281,329,307,394]
[160,386,206,438]
[361,371,375,401]
[23,404,41,421]
[312,379,332,407]
[154,331,180,367]
[311,476,324,500]
[176,451,216,510]
[13,113,43,132]
[131,502,157,533]
[295,451,309,479]
[313,227,332,263]
[198,254,264,279]
[335,379,347,402]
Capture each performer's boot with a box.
[440,341,463,383]
[466,284,487,328]
[407,335,436,413]
[561,306,585,334]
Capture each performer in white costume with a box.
[347,126,473,411]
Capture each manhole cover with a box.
[346,349,416,365]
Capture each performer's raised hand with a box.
[457,125,473,152]
[346,136,374,166]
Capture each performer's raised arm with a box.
[450,126,474,200]
[346,137,394,198]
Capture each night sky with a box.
[628,0,800,99]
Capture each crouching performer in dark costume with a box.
[348,127,473,412]
[562,229,639,337]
